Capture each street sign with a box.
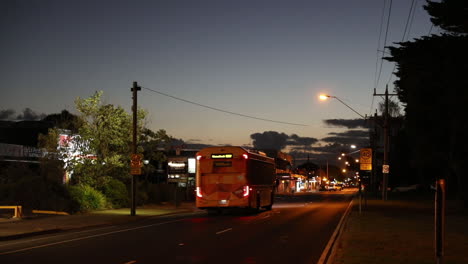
[360,148,372,171]
[383,164,390,173]
[130,153,143,175]
[360,148,372,164]
[360,163,372,171]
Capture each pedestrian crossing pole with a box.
[131,81,141,216]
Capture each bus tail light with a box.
[242,154,248,160]
[243,185,250,197]
[196,187,203,198]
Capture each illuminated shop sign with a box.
[188,158,196,173]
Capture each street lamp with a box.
[318,94,366,119]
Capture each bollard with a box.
[435,179,445,264]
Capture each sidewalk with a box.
[0,202,201,241]
[332,194,468,264]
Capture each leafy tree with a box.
[386,0,468,207]
[41,110,83,133]
[70,91,147,187]
[377,99,402,118]
[140,128,171,181]
[425,0,468,34]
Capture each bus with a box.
[195,146,276,212]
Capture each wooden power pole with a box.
[131,81,141,216]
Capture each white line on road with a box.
[0,219,185,256]
[215,228,232,235]
[0,225,116,248]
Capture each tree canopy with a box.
[386,0,468,207]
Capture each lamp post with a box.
[319,94,366,119]
[319,94,383,199]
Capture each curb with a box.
[0,228,63,241]
[0,208,201,241]
[317,199,354,264]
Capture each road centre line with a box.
[215,228,233,235]
[0,218,185,256]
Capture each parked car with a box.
[326,184,342,191]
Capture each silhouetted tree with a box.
[386,0,468,208]
[42,110,83,133]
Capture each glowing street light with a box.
[318,94,366,119]
[319,94,329,101]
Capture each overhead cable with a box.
[141,86,308,126]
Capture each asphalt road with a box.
[0,190,354,264]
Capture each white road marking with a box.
[0,225,116,248]
[215,228,233,235]
[0,219,185,256]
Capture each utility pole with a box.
[131,81,141,216]
[374,85,397,201]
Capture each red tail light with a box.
[242,154,248,160]
[196,187,203,198]
[243,185,250,197]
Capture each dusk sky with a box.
[1,0,434,148]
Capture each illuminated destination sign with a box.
[211,153,233,159]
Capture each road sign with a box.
[383,164,390,173]
[130,153,143,175]
[360,163,372,171]
[360,148,372,164]
[360,148,372,171]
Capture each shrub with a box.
[99,178,129,208]
[68,184,107,212]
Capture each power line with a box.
[375,0,393,91]
[385,0,417,87]
[373,0,387,90]
[141,86,308,126]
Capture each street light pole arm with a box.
[330,96,366,119]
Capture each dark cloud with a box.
[287,134,318,146]
[250,131,289,150]
[321,129,369,147]
[327,130,369,138]
[16,108,46,121]
[249,131,319,151]
[0,109,16,120]
[323,119,369,129]
[287,134,319,151]
[312,143,347,155]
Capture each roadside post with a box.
[359,148,372,214]
[131,81,142,216]
[358,179,362,214]
[435,179,446,264]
